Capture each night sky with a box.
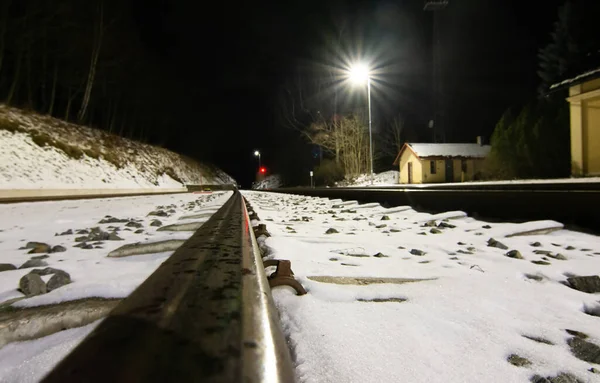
[133,0,565,187]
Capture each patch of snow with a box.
[243,190,600,382]
[407,143,491,159]
[338,170,399,187]
[0,105,235,189]
[0,191,233,308]
[253,174,282,190]
[550,67,600,90]
[0,320,101,382]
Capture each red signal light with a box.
[259,167,267,174]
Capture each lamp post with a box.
[254,150,261,169]
[349,64,374,185]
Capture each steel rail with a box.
[43,191,294,383]
[270,187,600,233]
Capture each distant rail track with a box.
[270,183,600,233]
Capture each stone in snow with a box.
[0,263,17,272]
[567,336,600,364]
[381,215,390,221]
[325,228,339,234]
[150,219,163,227]
[50,245,67,253]
[126,221,143,228]
[565,329,588,339]
[27,242,51,254]
[438,222,456,229]
[566,275,600,294]
[30,254,49,260]
[19,259,49,269]
[530,242,542,247]
[410,249,426,256]
[487,238,508,250]
[56,229,73,236]
[507,354,531,367]
[19,273,47,296]
[47,271,71,291]
[423,220,437,227]
[546,253,567,260]
[505,250,523,259]
[430,228,442,234]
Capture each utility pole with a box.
[424,0,448,143]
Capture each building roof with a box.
[549,67,600,91]
[393,143,491,165]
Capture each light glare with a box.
[349,64,370,84]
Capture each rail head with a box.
[42,191,294,383]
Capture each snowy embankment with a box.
[336,170,399,187]
[0,191,232,381]
[243,191,600,383]
[253,174,282,190]
[0,105,234,191]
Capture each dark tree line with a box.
[0,0,179,144]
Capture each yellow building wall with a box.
[568,79,600,176]
[398,150,423,184]
[421,159,446,183]
[585,98,600,175]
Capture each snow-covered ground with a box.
[337,170,399,187]
[243,191,600,382]
[253,174,282,190]
[0,105,234,189]
[0,191,232,381]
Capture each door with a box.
[408,162,413,184]
[445,159,454,182]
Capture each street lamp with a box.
[349,63,374,184]
[254,150,261,169]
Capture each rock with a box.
[457,242,467,245]
[19,259,49,269]
[417,232,427,235]
[0,263,17,272]
[390,229,401,233]
[381,215,390,221]
[31,255,49,260]
[134,229,144,234]
[30,267,69,276]
[457,250,473,255]
[567,276,600,293]
[410,249,426,256]
[423,220,437,227]
[505,250,523,259]
[552,243,561,247]
[430,228,442,234]
[125,221,143,228]
[534,250,552,255]
[565,329,588,339]
[507,354,532,367]
[82,244,94,249]
[76,229,89,235]
[530,373,583,383]
[438,222,456,229]
[325,228,339,234]
[75,235,89,242]
[27,242,51,254]
[50,245,67,253]
[19,273,47,296]
[467,247,477,252]
[522,335,553,345]
[398,246,405,249]
[530,242,542,247]
[57,229,73,236]
[373,252,388,258]
[524,274,544,281]
[98,216,128,224]
[302,216,311,222]
[107,233,124,241]
[148,210,168,217]
[150,219,162,227]
[482,224,492,229]
[341,209,356,214]
[449,257,459,260]
[47,271,71,291]
[565,245,575,250]
[567,337,600,364]
[375,224,387,229]
[547,253,567,260]
[488,238,509,250]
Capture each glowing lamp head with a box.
[259,167,266,174]
[349,64,370,84]
[254,150,260,157]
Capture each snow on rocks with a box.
[0,190,232,381]
[242,190,600,383]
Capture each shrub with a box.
[314,159,344,186]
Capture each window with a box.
[430,160,436,174]
[461,160,467,172]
